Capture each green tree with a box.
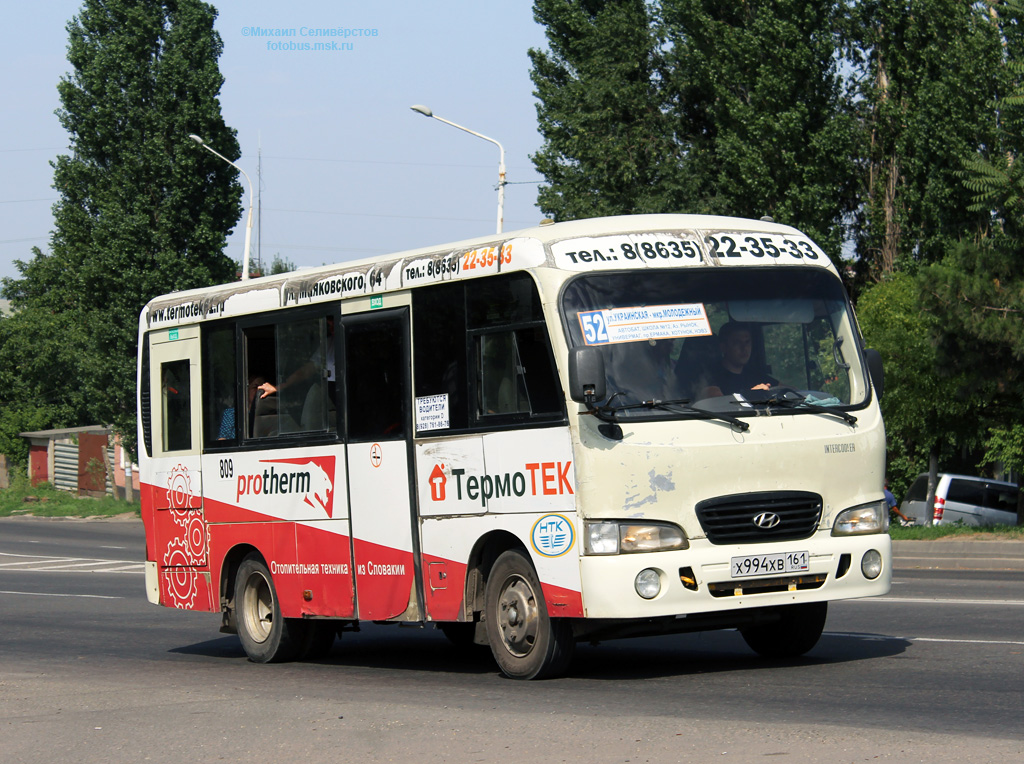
[920,241,1024,519]
[1,0,242,453]
[934,0,1024,520]
[268,253,297,275]
[856,272,984,498]
[529,0,686,219]
[530,1,859,261]
[661,0,859,261]
[853,0,1004,278]
[960,0,1024,239]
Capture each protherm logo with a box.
[428,461,573,507]
[236,456,335,517]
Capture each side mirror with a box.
[568,346,606,404]
[864,348,884,400]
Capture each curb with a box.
[892,540,1024,571]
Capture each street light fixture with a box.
[188,133,254,281]
[410,105,507,234]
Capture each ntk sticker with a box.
[531,514,575,558]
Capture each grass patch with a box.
[0,474,140,519]
[889,522,1024,541]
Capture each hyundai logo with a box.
[752,512,781,529]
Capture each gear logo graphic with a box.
[168,508,206,565]
[167,464,192,508]
[163,539,199,608]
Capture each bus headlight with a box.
[584,521,688,555]
[832,500,888,536]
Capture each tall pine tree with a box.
[854,0,1004,278]
[921,0,1024,512]
[529,0,686,220]
[660,0,858,262]
[530,1,859,263]
[0,0,241,454]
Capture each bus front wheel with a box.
[739,602,828,659]
[484,549,574,679]
[235,553,305,663]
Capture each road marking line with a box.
[0,552,140,565]
[10,566,145,574]
[911,636,1024,645]
[850,596,1024,606]
[16,560,125,570]
[827,631,1024,646]
[0,552,145,574]
[0,590,122,599]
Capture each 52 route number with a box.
[579,311,610,345]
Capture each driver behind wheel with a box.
[701,321,777,397]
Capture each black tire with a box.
[739,602,828,659]
[484,549,574,679]
[234,553,305,663]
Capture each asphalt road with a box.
[1,517,1021,763]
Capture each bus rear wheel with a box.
[235,553,305,663]
[484,549,574,679]
[739,602,828,659]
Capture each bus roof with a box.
[141,213,835,329]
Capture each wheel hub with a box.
[498,576,539,658]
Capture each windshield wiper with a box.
[595,396,750,432]
[739,389,857,425]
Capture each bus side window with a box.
[413,281,468,432]
[413,273,565,434]
[468,273,564,424]
[478,331,524,415]
[161,359,192,452]
[346,317,405,441]
[514,325,563,415]
[243,314,337,439]
[140,339,152,458]
[203,323,237,446]
[244,325,277,438]
[276,316,331,435]
[476,328,561,417]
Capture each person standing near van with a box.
[886,481,912,526]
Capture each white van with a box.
[900,473,1020,527]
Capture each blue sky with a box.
[0,1,550,283]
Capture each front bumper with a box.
[578,531,891,619]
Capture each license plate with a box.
[730,551,809,578]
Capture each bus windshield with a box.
[560,267,869,419]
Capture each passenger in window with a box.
[258,316,336,400]
[702,322,777,397]
[218,374,266,440]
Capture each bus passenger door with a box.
[344,309,422,621]
[146,326,212,610]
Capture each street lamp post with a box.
[410,105,506,234]
[188,134,253,281]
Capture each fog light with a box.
[861,549,882,579]
[634,568,661,599]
